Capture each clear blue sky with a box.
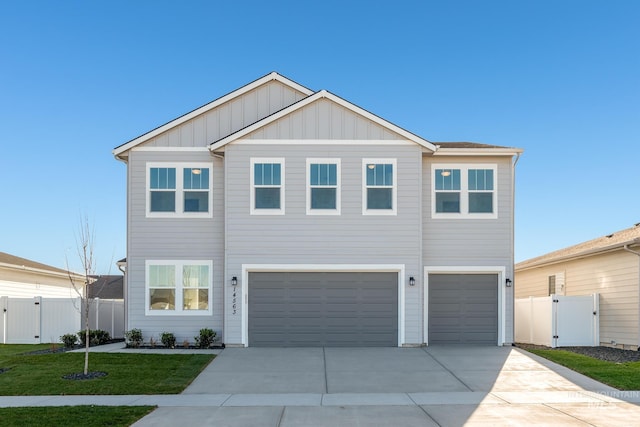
[1,1,638,274]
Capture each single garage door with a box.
[248,272,398,347]
[429,274,498,344]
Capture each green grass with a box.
[528,349,640,390]
[0,346,214,395]
[0,406,154,426]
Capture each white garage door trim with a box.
[424,266,506,346]
[241,264,406,347]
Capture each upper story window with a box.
[146,260,212,315]
[251,158,285,215]
[363,159,397,215]
[147,162,212,218]
[432,164,497,219]
[307,159,340,215]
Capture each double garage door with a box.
[248,272,398,347]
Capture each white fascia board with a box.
[433,148,524,156]
[113,72,314,159]
[0,263,85,282]
[209,90,437,152]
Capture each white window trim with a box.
[306,158,341,215]
[362,158,397,216]
[250,157,285,215]
[146,162,213,218]
[145,260,213,316]
[431,163,498,219]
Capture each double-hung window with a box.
[432,164,497,218]
[307,159,340,215]
[363,159,397,215]
[146,260,213,315]
[251,158,285,214]
[147,163,212,218]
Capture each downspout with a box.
[509,153,521,345]
[623,244,640,350]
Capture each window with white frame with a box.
[146,260,212,315]
[363,159,397,215]
[307,159,340,214]
[432,164,497,218]
[147,163,212,217]
[251,158,285,214]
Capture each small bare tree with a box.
[66,215,98,376]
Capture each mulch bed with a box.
[515,343,640,363]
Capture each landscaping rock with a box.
[516,343,640,363]
[62,371,108,380]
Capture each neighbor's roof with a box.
[516,223,640,271]
[88,275,124,299]
[0,251,84,279]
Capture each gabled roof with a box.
[209,89,438,152]
[113,72,314,159]
[516,223,640,271]
[0,251,84,280]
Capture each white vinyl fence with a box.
[0,296,124,344]
[84,298,125,339]
[515,294,599,348]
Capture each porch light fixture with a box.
[505,278,512,287]
[231,276,238,287]
[409,276,416,286]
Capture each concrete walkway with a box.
[5,343,640,426]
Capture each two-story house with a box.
[113,72,522,347]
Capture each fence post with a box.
[1,296,7,344]
[34,296,42,344]
[94,298,100,331]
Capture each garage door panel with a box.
[429,274,498,345]
[249,272,398,347]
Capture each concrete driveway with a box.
[134,346,640,426]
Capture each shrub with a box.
[194,328,216,349]
[77,329,111,346]
[124,328,143,348]
[160,332,176,348]
[60,333,78,348]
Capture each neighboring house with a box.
[88,275,124,299]
[113,72,523,347]
[0,251,85,298]
[515,224,640,350]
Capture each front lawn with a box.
[0,406,155,427]
[528,348,640,390]
[0,346,214,395]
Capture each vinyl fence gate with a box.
[515,294,599,348]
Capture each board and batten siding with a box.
[246,99,403,140]
[126,150,225,343]
[422,156,515,343]
[515,251,640,348]
[138,81,308,149]
[223,142,423,345]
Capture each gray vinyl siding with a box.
[247,99,403,140]
[423,156,515,343]
[126,150,225,343]
[140,81,308,148]
[224,142,423,345]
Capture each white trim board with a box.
[240,264,406,347]
[423,266,507,346]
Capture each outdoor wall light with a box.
[231,276,238,287]
[409,276,416,286]
[505,278,512,287]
